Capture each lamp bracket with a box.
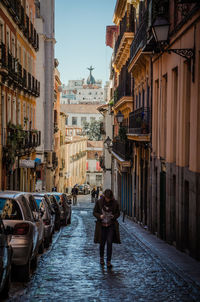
[166,48,194,60]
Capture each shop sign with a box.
[19,159,35,168]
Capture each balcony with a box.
[19,5,25,30]
[113,9,134,73]
[17,62,23,86]
[29,22,34,43]
[22,68,27,89]
[2,126,41,158]
[24,15,29,39]
[128,107,151,142]
[1,0,11,8]
[113,63,132,115]
[112,138,131,161]
[0,42,8,75]
[129,9,153,74]
[28,72,32,92]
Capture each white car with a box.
[0,192,39,282]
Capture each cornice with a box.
[113,0,127,25]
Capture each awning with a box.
[34,158,41,166]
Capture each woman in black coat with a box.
[93,189,120,268]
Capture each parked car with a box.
[47,194,61,230]
[33,195,54,248]
[0,217,13,298]
[23,193,45,254]
[49,193,71,225]
[0,192,39,282]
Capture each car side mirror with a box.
[5,225,14,235]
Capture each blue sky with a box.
[55,0,116,86]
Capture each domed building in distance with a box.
[61,66,105,105]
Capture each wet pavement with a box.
[5,195,200,302]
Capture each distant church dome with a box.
[87,66,96,85]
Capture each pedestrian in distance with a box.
[93,189,121,268]
[71,186,78,205]
[91,187,96,203]
[95,186,100,200]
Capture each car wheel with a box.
[68,214,71,224]
[38,240,44,254]
[1,269,11,298]
[18,258,31,282]
[31,255,38,271]
[44,238,49,248]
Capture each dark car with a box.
[49,193,71,225]
[0,217,13,298]
[48,195,61,230]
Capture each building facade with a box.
[65,126,87,192]
[86,140,103,188]
[61,69,104,105]
[35,0,55,192]
[151,1,200,260]
[60,103,103,128]
[0,0,40,191]
[106,0,200,260]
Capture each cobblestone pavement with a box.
[6,196,200,302]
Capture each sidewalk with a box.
[119,215,200,289]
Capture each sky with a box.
[55,0,116,86]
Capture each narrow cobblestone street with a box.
[6,196,200,302]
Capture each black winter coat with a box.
[93,197,121,244]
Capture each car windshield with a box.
[0,198,23,220]
[52,195,60,202]
[35,198,46,212]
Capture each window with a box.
[0,19,4,43]
[72,117,77,125]
[65,117,68,125]
[23,102,26,127]
[18,43,22,63]
[6,27,10,49]
[90,117,95,122]
[13,98,16,124]
[17,99,21,125]
[81,117,86,125]
[0,198,23,220]
[11,35,15,56]
[7,95,11,122]
[23,49,26,69]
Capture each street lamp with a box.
[152,16,195,81]
[116,110,124,124]
[152,17,170,44]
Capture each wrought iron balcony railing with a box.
[2,126,41,152]
[0,43,40,96]
[129,107,150,135]
[112,138,131,161]
[130,10,148,61]
[114,9,135,56]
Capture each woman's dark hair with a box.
[104,189,114,200]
